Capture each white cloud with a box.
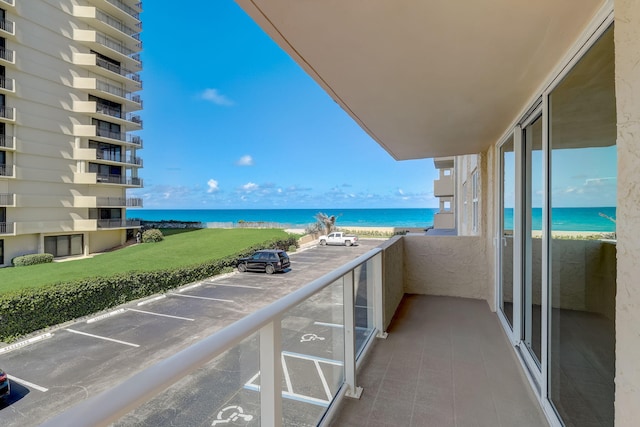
[242,182,258,192]
[200,88,233,106]
[398,188,405,195]
[207,179,219,193]
[236,155,254,166]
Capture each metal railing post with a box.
[373,253,388,338]
[343,270,363,398]
[260,318,283,426]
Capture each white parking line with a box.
[65,329,140,347]
[168,293,233,303]
[127,308,194,321]
[203,282,264,290]
[7,375,48,392]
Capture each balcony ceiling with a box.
[235,0,608,160]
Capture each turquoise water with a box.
[127,207,617,232]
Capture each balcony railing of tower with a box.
[96,80,130,99]
[127,113,142,126]
[130,53,142,67]
[0,76,14,91]
[0,221,14,234]
[96,174,142,186]
[0,106,13,120]
[0,47,13,62]
[0,17,14,34]
[95,57,142,86]
[96,33,136,57]
[105,0,141,20]
[95,197,142,207]
[95,9,140,39]
[40,247,384,427]
[97,219,141,229]
[0,193,14,205]
[0,133,13,149]
[95,151,142,166]
[128,93,142,107]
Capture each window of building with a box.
[90,140,121,162]
[44,235,83,258]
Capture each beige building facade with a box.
[0,0,143,266]
[236,0,633,425]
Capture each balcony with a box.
[0,0,14,9]
[0,192,14,206]
[0,17,15,37]
[0,105,15,122]
[434,174,454,197]
[96,174,142,187]
[0,221,14,235]
[95,56,142,88]
[95,150,143,167]
[94,103,143,129]
[93,127,143,147]
[97,219,141,229]
[0,76,14,93]
[95,197,143,207]
[0,133,14,150]
[0,163,14,178]
[0,46,14,64]
[105,0,141,20]
[42,235,551,427]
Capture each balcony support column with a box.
[372,253,388,338]
[260,318,283,426]
[343,270,363,399]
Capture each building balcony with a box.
[89,79,142,110]
[95,151,143,167]
[0,163,14,178]
[0,105,15,122]
[91,127,143,148]
[0,192,14,206]
[434,174,454,197]
[73,196,143,208]
[97,219,141,229]
[91,103,143,129]
[0,133,15,150]
[0,17,15,38]
[0,221,14,235]
[433,211,455,229]
[0,76,15,93]
[0,46,14,65]
[96,174,142,187]
[73,29,141,70]
[84,0,141,35]
[74,6,141,43]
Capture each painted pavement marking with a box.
[87,308,125,323]
[65,328,140,347]
[7,375,49,392]
[202,282,264,290]
[127,308,194,321]
[0,333,53,355]
[244,351,343,407]
[167,293,233,303]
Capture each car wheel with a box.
[265,264,275,274]
[345,240,352,247]
[238,263,247,272]
[320,240,327,246]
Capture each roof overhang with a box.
[235,0,609,160]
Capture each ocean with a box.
[127,207,617,232]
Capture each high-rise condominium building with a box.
[0,0,143,266]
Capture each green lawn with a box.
[0,228,290,293]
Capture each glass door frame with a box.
[493,7,614,426]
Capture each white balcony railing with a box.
[97,219,141,229]
[41,248,385,427]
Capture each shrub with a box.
[142,228,164,243]
[0,236,300,342]
[12,253,54,267]
[288,245,297,253]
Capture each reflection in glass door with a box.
[499,136,515,329]
[522,113,543,368]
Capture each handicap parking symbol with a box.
[300,333,325,343]
[211,405,253,425]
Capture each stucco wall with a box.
[403,235,490,301]
[379,236,404,330]
[614,1,640,424]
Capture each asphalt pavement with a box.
[0,239,383,427]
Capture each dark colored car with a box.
[0,369,10,399]
[237,249,290,274]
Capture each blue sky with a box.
[130,2,438,209]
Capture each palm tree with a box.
[315,212,337,234]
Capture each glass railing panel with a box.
[113,333,261,426]
[280,278,345,425]
[355,259,376,357]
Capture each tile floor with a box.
[329,295,549,427]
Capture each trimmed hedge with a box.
[0,236,298,342]
[12,253,54,267]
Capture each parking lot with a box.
[0,239,382,427]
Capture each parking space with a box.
[0,239,383,426]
